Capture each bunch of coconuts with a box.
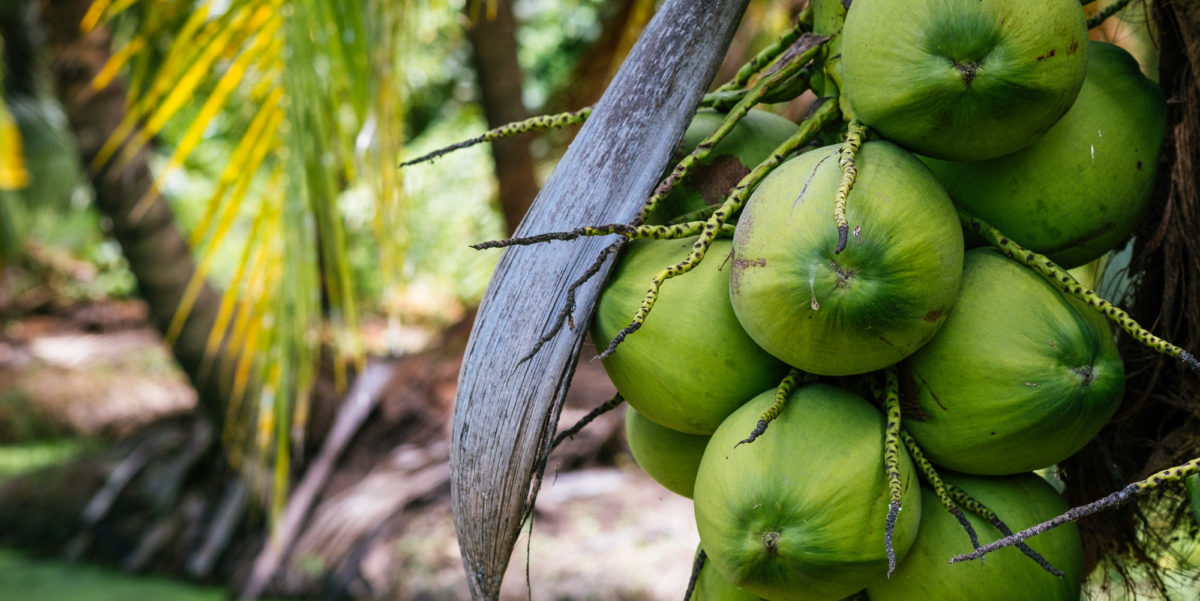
[590,1,1167,600]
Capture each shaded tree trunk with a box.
[1,1,41,98]
[39,1,230,428]
[545,0,639,113]
[464,1,539,235]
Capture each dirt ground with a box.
[0,299,703,601]
[0,300,196,441]
[385,466,699,601]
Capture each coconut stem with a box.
[900,430,982,551]
[900,428,1062,575]
[400,19,821,171]
[683,549,707,601]
[715,19,808,94]
[881,366,904,576]
[472,221,735,250]
[944,482,1064,577]
[550,393,625,452]
[637,33,828,224]
[400,107,592,168]
[833,119,868,254]
[737,368,803,446]
[952,456,1200,565]
[520,239,626,363]
[960,209,1200,374]
[598,99,841,360]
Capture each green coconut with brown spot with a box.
[867,472,1082,601]
[693,383,921,601]
[591,236,789,435]
[645,109,799,225]
[903,248,1125,475]
[729,140,963,376]
[922,41,1167,268]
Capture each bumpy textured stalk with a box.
[960,209,1200,372]
[472,221,736,250]
[551,393,624,451]
[637,34,827,223]
[945,483,1064,576]
[715,20,807,93]
[881,367,904,575]
[900,430,981,550]
[833,119,868,254]
[524,392,626,525]
[597,99,841,359]
[401,20,811,170]
[952,456,1200,564]
[737,368,803,445]
[520,239,625,362]
[902,428,1059,574]
[399,107,592,167]
[702,68,814,113]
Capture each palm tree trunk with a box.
[40,1,229,428]
[464,1,539,234]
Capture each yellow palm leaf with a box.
[90,0,416,507]
[89,36,147,91]
[113,6,272,169]
[0,99,29,190]
[186,88,283,249]
[79,0,140,32]
[164,107,282,346]
[201,168,282,382]
[92,4,256,169]
[128,30,283,222]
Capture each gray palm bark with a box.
[449,1,751,599]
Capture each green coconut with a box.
[904,248,1125,475]
[624,405,710,498]
[693,383,921,601]
[692,550,861,601]
[591,237,789,434]
[867,472,1082,601]
[841,0,1087,161]
[730,141,963,376]
[1187,474,1200,527]
[922,41,1167,268]
[693,548,764,601]
[646,109,799,225]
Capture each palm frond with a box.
[93,0,414,513]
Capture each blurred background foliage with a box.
[0,0,805,513]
